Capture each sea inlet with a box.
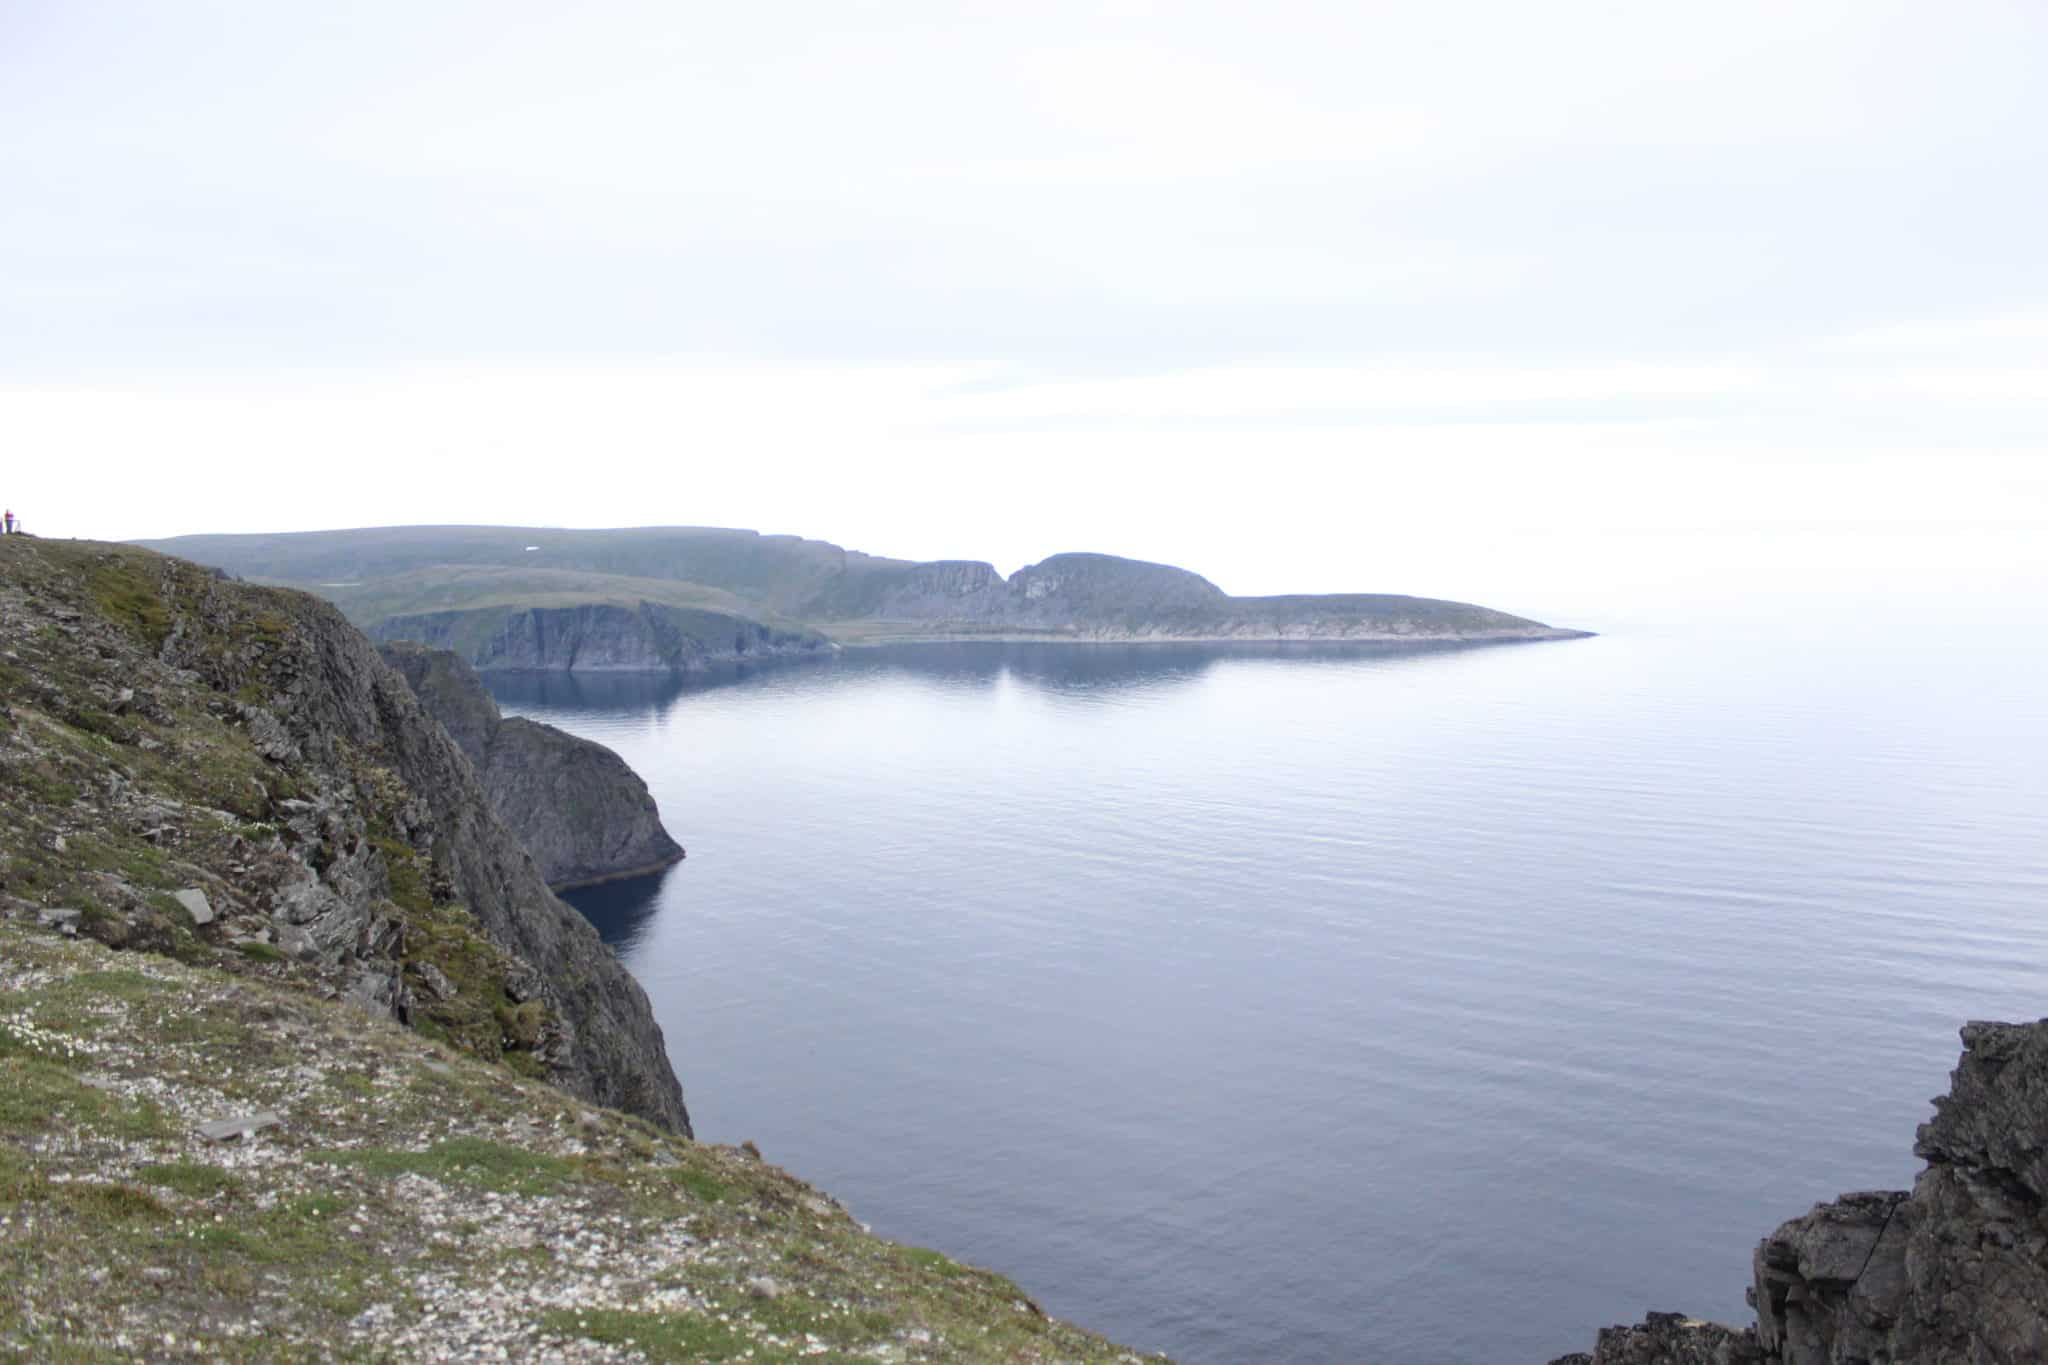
[492,620,2048,1364]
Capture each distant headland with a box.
[136,525,1591,673]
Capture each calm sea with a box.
[490,614,2048,1365]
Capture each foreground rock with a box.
[0,923,1165,1363]
[379,642,685,889]
[1552,1020,2048,1364]
[0,537,688,1133]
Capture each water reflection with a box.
[559,864,676,954]
[484,617,2048,1365]
[485,637,1553,720]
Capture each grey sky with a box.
[5,1,2045,618]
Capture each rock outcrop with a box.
[1553,1019,2048,1364]
[0,537,690,1134]
[1551,1313,1761,1365]
[378,641,685,889]
[370,600,835,674]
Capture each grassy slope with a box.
[137,527,885,619]
[305,566,796,631]
[0,925,1164,1363]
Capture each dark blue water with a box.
[494,621,2048,1365]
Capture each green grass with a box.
[136,1160,243,1199]
[730,1287,898,1347]
[541,1308,770,1363]
[0,1055,174,1142]
[57,1181,176,1223]
[308,1137,579,1195]
[667,1165,731,1204]
[83,556,173,649]
[309,564,778,629]
[903,1247,965,1278]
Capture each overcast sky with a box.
[4,0,2045,621]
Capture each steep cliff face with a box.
[1554,1019,2048,1364]
[372,600,834,673]
[379,642,685,889]
[0,537,689,1134]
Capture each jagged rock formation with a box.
[0,537,689,1134]
[139,525,1589,648]
[1553,1019,2048,1364]
[378,641,685,888]
[1551,1313,1760,1365]
[369,600,835,674]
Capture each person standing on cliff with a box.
[2,510,13,534]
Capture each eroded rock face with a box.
[0,539,690,1135]
[378,642,685,890]
[1749,1020,2048,1364]
[1547,1312,1761,1365]
[1555,1020,2048,1364]
[373,601,833,674]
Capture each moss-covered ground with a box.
[0,924,1166,1363]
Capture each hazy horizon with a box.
[7,2,2046,622]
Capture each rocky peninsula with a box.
[138,525,1588,667]
[1553,1019,2048,1364]
[378,641,686,889]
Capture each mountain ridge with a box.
[138,526,1589,665]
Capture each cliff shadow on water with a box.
[559,866,677,956]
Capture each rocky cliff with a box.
[379,641,685,889]
[1553,1019,2048,1364]
[370,600,835,674]
[0,537,689,1134]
